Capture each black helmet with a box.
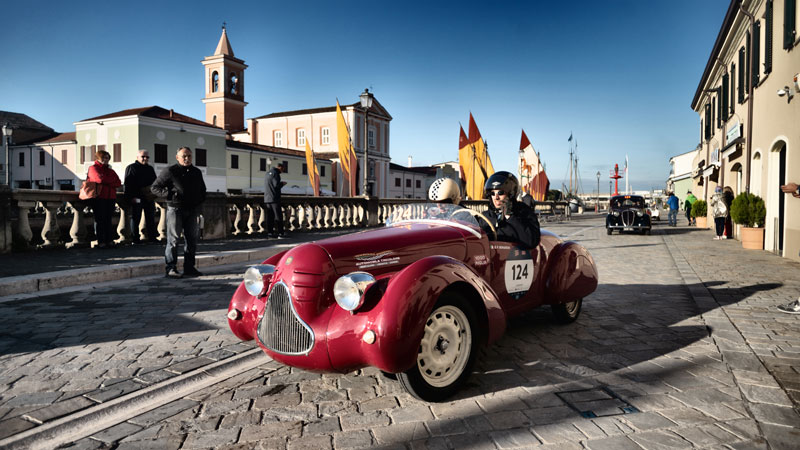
[484,171,519,200]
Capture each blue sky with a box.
[1,0,729,192]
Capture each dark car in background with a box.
[606,195,651,235]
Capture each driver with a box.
[483,171,540,248]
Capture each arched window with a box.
[230,72,238,95]
[212,71,219,93]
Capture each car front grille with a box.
[257,282,314,355]
[621,210,635,226]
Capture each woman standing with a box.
[710,186,728,240]
[87,150,121,248]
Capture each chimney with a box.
[169,109,174,118]
[407,155,412,167]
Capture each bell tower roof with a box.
[214,27,234,57]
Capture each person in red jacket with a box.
[87,150,122,248]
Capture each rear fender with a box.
[344,255,505,373]
[227,249,289,341]
[543,242,598,304]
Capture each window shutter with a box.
[738,47,746,103]
[705,104,711,140]
[745,32,751,93]
[785,0,797,49]
[722,75,729,121]
[752,21,761,86]
[80,146,85,164]
[765,0,773,74]
[730,63,736,115]
[716,89,722,129]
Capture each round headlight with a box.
[333,272,376,311]
[243,265,276,297]
[612,211,620,217]
[636,211,644,217]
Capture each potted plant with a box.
[691,200,708,228]
[730,192,766,249]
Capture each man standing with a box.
[124,150,158,243]
[777,182,800,314]
[264,162,287,238]
[151,147,206,278]
[667,192,679,227]
[684,190,698,225]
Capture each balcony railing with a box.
[0,188,569,253]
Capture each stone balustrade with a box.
[0,187,569,254]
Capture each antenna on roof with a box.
[222,21,226,30]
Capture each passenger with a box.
[428,177,462,204]
[483,171,540,249]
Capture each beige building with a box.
[201,28,392,197]
[691,0,800,260]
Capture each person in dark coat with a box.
[151,147,207,278]
[124,150,158,243]
[778,182,800,314]
[264,162,287,238]
[482,171,540,249]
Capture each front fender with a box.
[227,249,289,341]
[326,255,505,373]
[544,242,598,304]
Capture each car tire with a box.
[645,228,651,235]
[551,297,582,324]
[606,228,612,235]
[398,293,478,402]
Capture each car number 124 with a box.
[504,246,534,298]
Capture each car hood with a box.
[314,222,470,276]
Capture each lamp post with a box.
[359,88,374,197]
[596,171,601,213]
[2,124,12,186]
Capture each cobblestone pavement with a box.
[0,216,798,449]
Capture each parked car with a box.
[606,195,652,235]
[227,203,598,401]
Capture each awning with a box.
[702,163,720,177]
[722,137,745,159]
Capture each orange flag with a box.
[305,140,320,197]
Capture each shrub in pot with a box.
[691,200,708,228]
[730,192,766,249]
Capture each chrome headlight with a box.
[333,272,375,312]
[243,264,276,297]
[636,211,644,217]
[612,211,620,217]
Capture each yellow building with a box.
[691,0,800,260]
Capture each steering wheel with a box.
[450,208,497,240]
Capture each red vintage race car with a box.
[227,203,598,401]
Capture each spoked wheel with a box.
[398,293,478,402]
[551,297,582,324]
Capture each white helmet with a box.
[428,178,462,204]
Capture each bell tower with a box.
[202,25,248,132]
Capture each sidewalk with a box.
[0,229,351,297]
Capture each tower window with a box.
[321,127,330,145]
[212,71,219,93]
[274,130,283,147]
[297,129,306,146]
[154,144,168,164]
[368,126,376,149]
[230,72,238,95]
[195,148,207,167]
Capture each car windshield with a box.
[385,203,483,237]
[611,197,646,209]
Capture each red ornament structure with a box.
[609,164,623,196]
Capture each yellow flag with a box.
[305,140,320,197]
[335,100,355,196]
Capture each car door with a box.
[487,240,545,317]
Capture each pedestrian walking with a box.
[778,182,800,314]
[710,186,728,240]
[124,150,158,244]
[667,192,679,226]
[684,190,697,225]
[151,147,206,278]
[87,150,122,248]
[264,162,287,238]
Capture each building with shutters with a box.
[691,0,800,260]
[667,147,700,208]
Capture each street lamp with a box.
[359,88,374,197]
[2,124,12,186]
[596,171,601,213]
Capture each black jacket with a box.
[151,164,207,208]
[123,161,157,200]
[484,201,541,249]
[264,168,282,203]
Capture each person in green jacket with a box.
[684,191,698,225]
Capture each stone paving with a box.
[0,215,798,449]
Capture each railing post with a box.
[246,203,258,235]
[12,200,35,250]
[115,202,132,245]
[231,204,243,235]
[65,201,89,248]
[257,204,266,233]
[39,201,62,248]
[156,202,167,241]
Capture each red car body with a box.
[228,204,598,400]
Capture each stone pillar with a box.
[12,200,35,250]
[366,197,380,227]
[65,201,89,248]
[156,202,167,241]
[201,193,228,240]
[0,187,11,253]
[39,201,62,247]
[115,201,132,245]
